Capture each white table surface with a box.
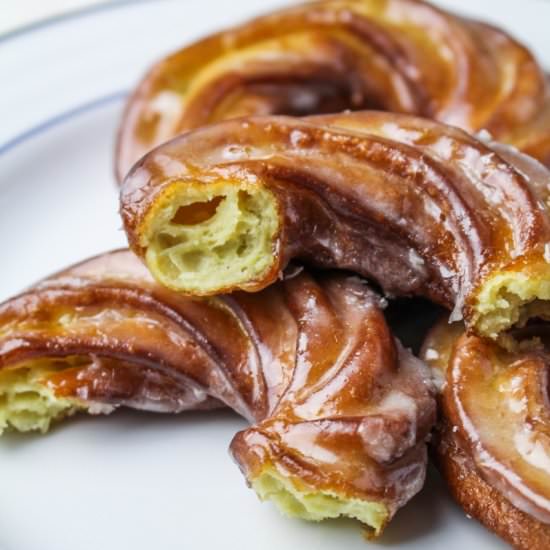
[1,0,112,35]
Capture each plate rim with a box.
[0,0,165,47]
[0,91,126,157]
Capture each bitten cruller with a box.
[0,249,436,537]
[120,111,550,339]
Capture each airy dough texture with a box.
[0,362,82,435]
[142,181,279,294]
[472,265,550,338]
[252,467,389,535]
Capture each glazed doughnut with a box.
[422,320,550,550]
[115,0,550,180]
[120,111,550,339]
[0,249,436,536]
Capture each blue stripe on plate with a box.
[0,0,167,46]
[0,91,127,157]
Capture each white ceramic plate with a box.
[1,1,549,549]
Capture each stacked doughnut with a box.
[119,109,550,545]
[2,0,550,546]
[116,0,550,179]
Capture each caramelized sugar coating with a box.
[0,249,435,535]
[120,111,550,338]
[116,0,550,180]
[422,320,550,549]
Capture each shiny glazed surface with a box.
[423,320,550,528]
[116,0,550,180]
[121,111,550,334]
[0,249,436,525]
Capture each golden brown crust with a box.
[434,421,550,550]
[0,249,436,528]
[120,111,550,336]
[423,319,550,547]
[115,0,550,180]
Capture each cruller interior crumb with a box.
[0,360,83,434]
[251,468,389,534]
[142,182,279,295]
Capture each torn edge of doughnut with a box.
[139,180,280,295]
[471,261,550,339]
[0,359,101,435]
[251,466,389,536]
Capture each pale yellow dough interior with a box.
[142,182,279,294]
[0,361,83,435]
[252,467,389,535]
[473,268,550,338]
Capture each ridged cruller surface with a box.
[0,249,435,537]
[422,319,550,550]
[121,111,550,339]
[116,0,550,180]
